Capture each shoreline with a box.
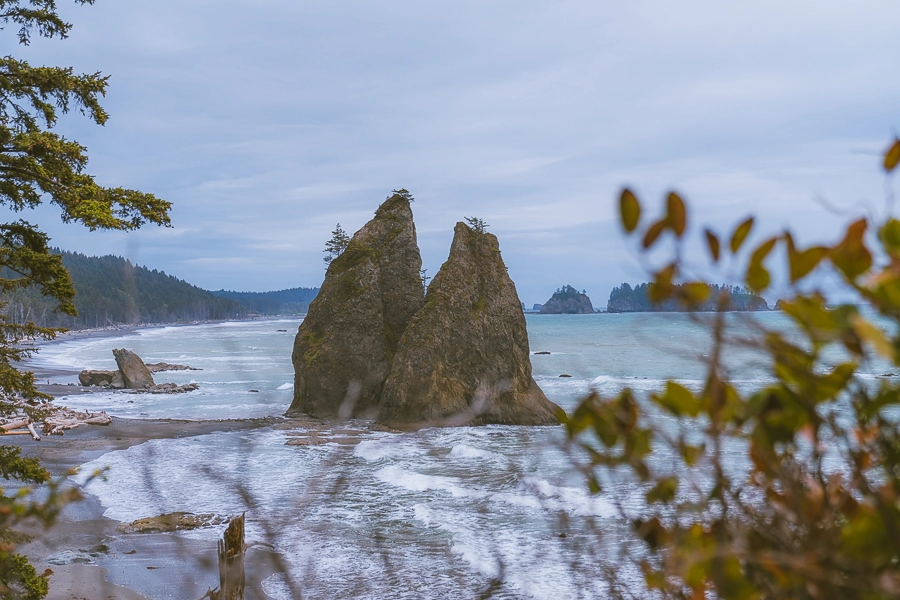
[12,319,303,599]
[19,416,286,600]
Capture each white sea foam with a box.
[277,382,293,390]
[449,444,508,464]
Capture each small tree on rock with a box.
[323,224,350,265]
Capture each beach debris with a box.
[0,398,111,438]
[43,408,112,435]
[201,513,246,600]
[116,511,230,534]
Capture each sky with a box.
[10,0,900,306]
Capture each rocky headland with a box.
[539,285,595,314]
[287,191,424,419]
[377,222,560,429]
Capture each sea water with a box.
[36,312,895,599]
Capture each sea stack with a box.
[539,285,594,314]
[287,192,423,419]
[377,221,560,429]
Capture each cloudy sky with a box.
[13,0,900,305]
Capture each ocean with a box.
[34,312,892,599]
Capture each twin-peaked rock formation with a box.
[286,192,559,429]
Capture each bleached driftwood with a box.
[1,418,29,432]
[26,422,40,441]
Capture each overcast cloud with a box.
[10,0,900,305]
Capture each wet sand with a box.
[14,323,290,599]
[18,416,285,600]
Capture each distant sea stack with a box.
[539,285,594,314]
[377,222,560,430]
[607,282,769,313]
[287,192,423,419]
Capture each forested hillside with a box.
[0,251,246,329]
[607,282,769,312]
[210,287,319,315]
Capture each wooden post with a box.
[201,513,245,600]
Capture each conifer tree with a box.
[323,223,350,265]
[0,2,171,596]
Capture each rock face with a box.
[539,285,594,314]
[112,348,155,389]
[78,370,118,387]
[377,222,560,429]
[287,192,423,419]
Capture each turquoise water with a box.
[39,313,893,599]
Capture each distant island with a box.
[539,285,595,314]
[0,250,319,329]
[607,282,768,313]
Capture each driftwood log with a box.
[202,513,246,600]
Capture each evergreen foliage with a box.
[0,251,246,328]
[322,223,349,265]
[211,286,318,315]
[607,281,768,312]
[0,3,172,596]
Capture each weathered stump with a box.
[202,513,245,600]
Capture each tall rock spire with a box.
[377,221,560,429]
[287,191,423,419]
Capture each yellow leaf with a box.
[830,219,872,280]
[730,217,754,253]
[746,237,778,292]
[619,188,641,233]
[850,315,895,360]
[785,233,828,283]
[704,229,720,262]
[666,191,686,237]
[642,219,666,249]
[885,138,900,172]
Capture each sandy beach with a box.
[14,324,289,600]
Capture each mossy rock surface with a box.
[378,221,559,429]
[287,193,423,419]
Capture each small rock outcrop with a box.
[113,348,155,389]
[145,362,200,373]
[116,512,228,534]
[539,285,594,314]
[79,370,118,387]
[287,192,424,419]
[377,222,560,429]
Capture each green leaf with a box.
[730,217,754,253]
[666,191,686,237]
[704,229,720,262]
[646,476,678,504]
[619,188,641,233]
[652,381,701,417]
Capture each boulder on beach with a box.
[287,191,424,419]
[78,370,118,387]
[112,348,155,390]
[377,221,560,429]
